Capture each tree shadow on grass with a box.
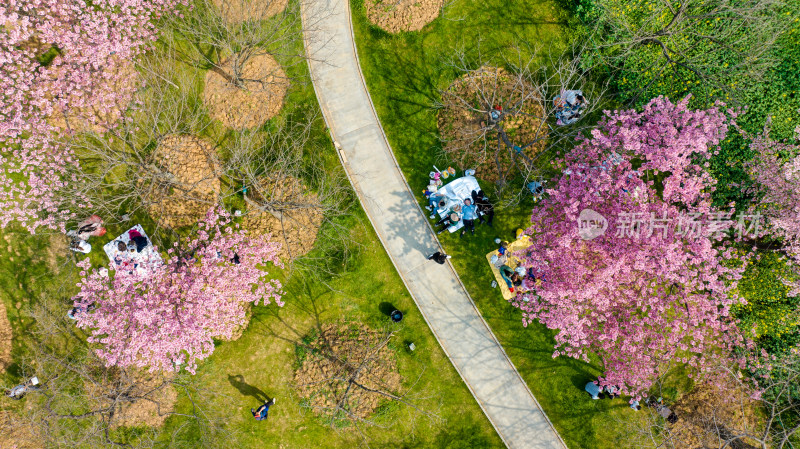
[250,275,338,352]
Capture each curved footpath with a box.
[301,1,567,448]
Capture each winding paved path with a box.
[301,1,567,448]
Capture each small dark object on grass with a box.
[390,310,403,322]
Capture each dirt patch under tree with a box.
[147,135,221,229]
[212,0,288,24]
[242,176,323,260]
[293,322,402,422]
[666,385,763,449]
[0,411,39,449]
[365,0,445,33]
[83,369,177,429]
[438,66,547,183]
[204,54,288,130]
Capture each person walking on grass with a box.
[460,199,477,237]
[251,397,276,421]
[427,251,451,264]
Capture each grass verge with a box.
[349,0,640,447]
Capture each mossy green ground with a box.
[350,0,643,447]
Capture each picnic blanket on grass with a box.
[485,235,533,300]
[435,176,481,233]
[103,225,162,274]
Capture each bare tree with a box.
[166,0,306,87]
[1,294,235,449]
[291,321,440,445]
[162,0,330,130]
[583,0,791,105]
[222,115,356,263]
[435,42,608,206]
[57,50,222,239]
[622,354,800,449]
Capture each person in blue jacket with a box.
[251,397,276,421]
[460,199,477,237]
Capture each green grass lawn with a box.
[349,0,641,447]
[0,215,504,449]
[0,12,505,447]
[161,213,505,448]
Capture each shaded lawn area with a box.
[349,0,641,447]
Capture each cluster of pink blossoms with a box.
[744,121,800,296]
[73,208,284,374]
[0,0,183,232]
[513,96,753,397]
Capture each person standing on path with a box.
[251,397,276,421]
[427,251,451,264]
[460,199,477,237]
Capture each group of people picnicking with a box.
[110,227,153,272]
[489,240,543,294]
[585,381,677,418]
[423,169,545,300]
[424,188,495,238]
[554,90,587,126]
[62,215,156,321]
[66,215,153,258]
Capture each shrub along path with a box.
[301,0,566,447]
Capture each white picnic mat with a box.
[434,176,481,233]
[103,225,162,273]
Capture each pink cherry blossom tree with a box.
[743,120,800,296]
[0,0,183,232]
[72,208,284,374]
[513,96,751,397]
